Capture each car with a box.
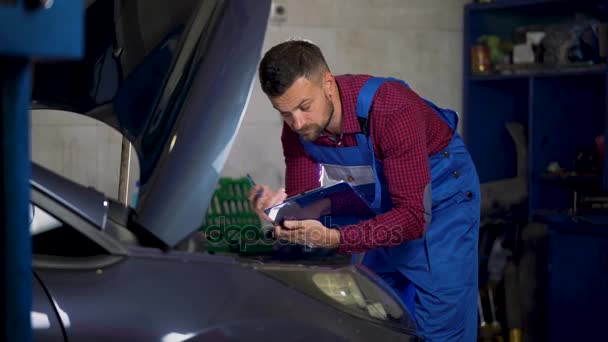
[29,0,418,340]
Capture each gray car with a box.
[29,0,417,341]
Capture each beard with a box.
[299,95,334,141]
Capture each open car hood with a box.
[31,0,270,247]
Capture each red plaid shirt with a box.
[281,74,453,254]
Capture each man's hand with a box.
[248,185,286,222]
[275,220,341,249]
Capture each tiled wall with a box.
[222,0,468,190]
[31,0,468,199]
[31,109,123,199]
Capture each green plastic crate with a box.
[201,177,273,254]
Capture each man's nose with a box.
[292,112,305,130]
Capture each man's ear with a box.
[322,71,335,97]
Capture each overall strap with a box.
[355,77,403,208]
[356,77,391,120]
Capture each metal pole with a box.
[118,137,132,204]
[0,57,32,342]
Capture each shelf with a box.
[465,0,603,12]
[539,173,602,191]
[532,210,608,227]
[469,65,608,81]
[470,73,530,81]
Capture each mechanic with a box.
[249,39,480,341]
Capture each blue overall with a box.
[300,77,480,341]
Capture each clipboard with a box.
[264,182,376,227]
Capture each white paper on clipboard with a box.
[264,182,376,226]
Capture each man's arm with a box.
[338,101,431,254]
[281,123,321,197]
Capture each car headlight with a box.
[312,272,390,321]
[257,264,414,331]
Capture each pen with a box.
[246,173,264,198]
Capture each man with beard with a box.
[249,39,480,341]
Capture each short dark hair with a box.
[258,39,330,97]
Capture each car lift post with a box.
[0,1,83,341]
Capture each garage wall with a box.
[31,110,123,199]
[30,0,467,200]
[221,0,468,190]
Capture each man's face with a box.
[270,75,334,141]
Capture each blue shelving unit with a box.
[463,0,608,212]
[463,1,608,340]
